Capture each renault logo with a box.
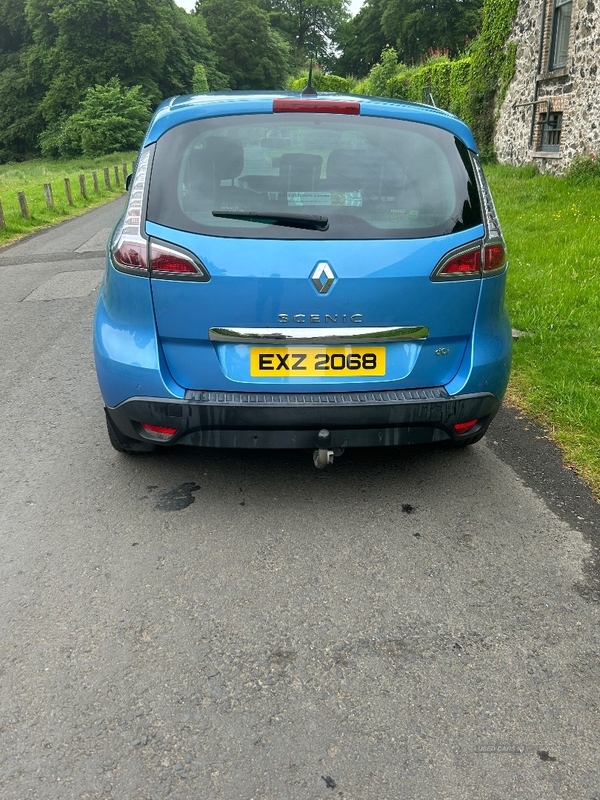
[311,262,336,294]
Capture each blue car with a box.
[93,91,511,466]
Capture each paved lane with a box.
[0,202,598,799]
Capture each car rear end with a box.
[93,92,511,455]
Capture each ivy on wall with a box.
[464,0,520,157]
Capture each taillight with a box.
[112,235,147,271]
[438,247,481,276]
[140,423,178,441]
[483,242,506,272]
[150,241,200,275]
[273,98,360,115]
[149,240,210,281]
[432,241,506,280]
[111,148,151,273]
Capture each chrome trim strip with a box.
[209,326,429,344]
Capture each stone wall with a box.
[495,0,600,173]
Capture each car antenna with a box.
[302,56,317,97]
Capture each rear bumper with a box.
[106,388,501,449]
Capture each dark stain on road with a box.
[321,775,337,789]
[155,482,201,511]
[402,503,415,514]
[537,750,557,762]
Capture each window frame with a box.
[539,110,563,152]
[548,0,572,70]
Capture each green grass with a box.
[486,164,600,497]
[0,152,137,245]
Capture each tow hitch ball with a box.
[313,429,343,469]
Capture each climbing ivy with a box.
[496,41,518,117]
[463,0,520,158]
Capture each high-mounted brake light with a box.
[273,99,360,115]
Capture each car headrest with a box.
[326,149,374,181]
[279,153,323,191]
[204,137,244,181]
[188,138,244,190]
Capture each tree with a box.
[0,0,45,160]
[381,0,483,64]
[199,0,291,89]
[24,0,218,125]
[259,0,350,65]
[334,0,388,77]
[192,64,209,92]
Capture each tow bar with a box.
[313,429,344,469]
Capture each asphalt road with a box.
[0,201,598,800]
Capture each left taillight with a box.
[149,240,210,281]
[111,147,209,281]
[111,148,151,274]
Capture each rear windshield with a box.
[146,112,482,240]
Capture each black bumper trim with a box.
[184,387,450,404]
[106,389,500,450]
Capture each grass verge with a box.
[0,152,137,246]
[486,164,600,497]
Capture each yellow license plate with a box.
[250,346,386,377]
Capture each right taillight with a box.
[432,241,506,281]
[483,242,506,273]
[437,246,481,277]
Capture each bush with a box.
[565,153,600,184]
[287,69,352,93]
[367,47,399,97]
[39,116,82,159]
[40,78,152,158]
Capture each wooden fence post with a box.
[18,192,30,219]
[0,199,5,231]
[92,171,99,193]
[103,167,111,190]
[44,183,54,210]
[79,174,87,199]
[122,163,128,184]
[64,177,73,206]
[114,165,120,187]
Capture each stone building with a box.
[495,0,600,172]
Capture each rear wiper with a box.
[212,210,329,231]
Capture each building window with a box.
[539,111,563,151]
[549,0,572,69]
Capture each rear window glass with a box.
[146,113,482,240]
